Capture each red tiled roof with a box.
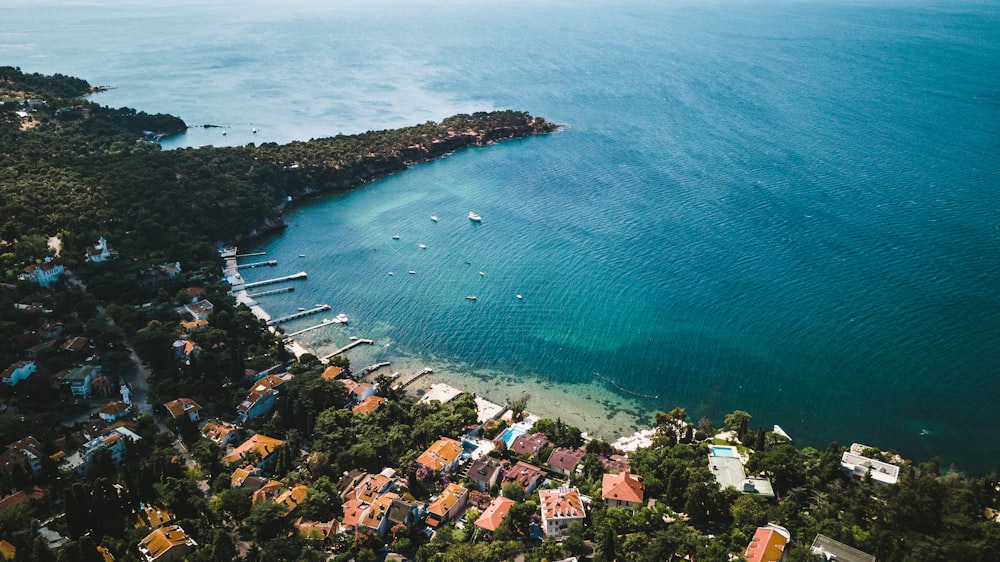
[475,496,515,532]
[602,472,645,504]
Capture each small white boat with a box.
[222,130,227,136]
[388,272,394,276]
[392,235,400,240]
[431,216,438,222]
[252,127,258,134]
[516,294,523,299]
[298,307,305,311]
[468,211,482,222]
[335,313,349,324]
[419,244,427,249]
[349,336,357,340]
[479,271,485,276]
[466,295,477,300]
[408,270,416,274]
[298,254,305,258]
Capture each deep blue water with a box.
[4,0,999,473]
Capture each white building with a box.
[539,486,586,538]
[841,451,900,485]
[85,236,116,263]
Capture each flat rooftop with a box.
[419,383,464,405]
[474,396,506,423]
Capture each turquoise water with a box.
[5,0,999,473]
[712,447,738,459]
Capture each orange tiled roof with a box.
[200,420,240,445]
[416,437,463,472]
[100,401,131,417]
[745,526,789,562]
[602,472,645,504]
[230,466,257,488]
[138,524,196,561]
[296,517,336,541]
[275,484,308,515]
[321,366,344,380]
[136,504,174,529]
[352,395,387,415]
[221,434,284,464]
[427,483,467,519]
[504,461,545,489]
[252,480,283,504]
[0,539,14,560]
[539,487,585,520]
[475,496,515,532]
[341,499,367,529]
[353,473,390,504]
[163,398,201,419]
[357,493,397,531]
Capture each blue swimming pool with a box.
[500,425,528,448]
[711,446,738,458]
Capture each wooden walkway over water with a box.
[267,304,330,325]
[321,339,373,361]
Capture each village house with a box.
[137,524,196,562]
[1,361,35,387]
[38,322,64,340]
[61,336,90,355]
[510,432,549,459]
[221,434,284,467]
[230,466,265,490]
[18,259,64,288]
[600,454,631,474]
[356,492,398,537]
[426,483,469,529]
[539,486,586,538]
[85,236,117,263]
[163,398,201,423]
[295,518,337,543]
[338,378,376,405]
[547,447,586,476]
[466,455,505,492]
[352,395,388,416]
[200,419,241,448]
[59,427,140,475]
[602,472,645,511]
[1,436,44,475]
[183,299,214,321]
[475,496,516,534]
[98,401,133,423]
[503,461,546,494]
[62,364,100,399]
[236,373,293,422]
[320,365,344,380]
[416,437,464,475]
[386,496,421,530]
[350,473,393,504]
[744,523,791,562]
[136,505,175,529]
[274,484,309,517]
[172,339,201,363]
[339,499,369,535]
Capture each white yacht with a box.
[468,211,482,222]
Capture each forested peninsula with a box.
[2,68,999,562]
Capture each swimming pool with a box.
[500,425,528,448]
[711,446,738,458]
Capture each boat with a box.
[466,295,477,300]
[431,216,438,222]
[468,211,482,222]
[335,313,349,324]
[222,130,227,136]
[479,271,485,276]
[392,235,400,240]
[388,272,394,276]
[516,294,523,299]
[408,270,416,274]
[419,244,426,249]
[298,254,305,258]
[252,127,258,134]
[464,260,471,264]
[349,336,357,340]
[297,307,305,311]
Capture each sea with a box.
[4,0,999,474]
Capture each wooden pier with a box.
[244,271,307,290]
[235,252,267,258]
[247,286,295,298]
[238,260,278,269]
[284,317,346,337]
[356,362,391,378]
[393,368,433,390]
[267,304,330,325]
[321,339,373,361]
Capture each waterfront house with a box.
[236,373,293,422]
[475,496,516,534]
[709,446,775,498]
[320,365,344,380]
[539,486,586,538]
[85,236,117,263]
[602,472,645,511]
[138,524,196,562]
[416,437,464,474]
[221,434,284,467]
[503,461,546,494]
[840,450,899,485]
[426,483,469,528]
[352,395,388,416]
[19,259,64,288]
[467,455,505,492]
[547,447,586,476]
[600,454,631,474]
[510,432,549,459]
[163,398,201,423]
[338,378,376,405]
[1,361,35,387]
[744,523,791,562]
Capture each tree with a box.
[246,501,288,542]
[724,410,752,437]
[730,494,769,531]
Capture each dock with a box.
[285,317,346,338]
[356,362,391,378]
[321,339,374,361]
[393,368,433,390]
[247,286,295,298]
[235,252,267,258]
[244,271,307,290]
[267,304,330,325]
[238,260,278,270]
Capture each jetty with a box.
[321,339,374,361]
[238,259,278,269]
[235,252,267,258]
[284,316,348,338]
[267,304,330,325]
[244,271,307,290]
[247,286,294,298]
[393,368,433,390]
[356,362,391,378]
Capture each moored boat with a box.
[468,211,482,222]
